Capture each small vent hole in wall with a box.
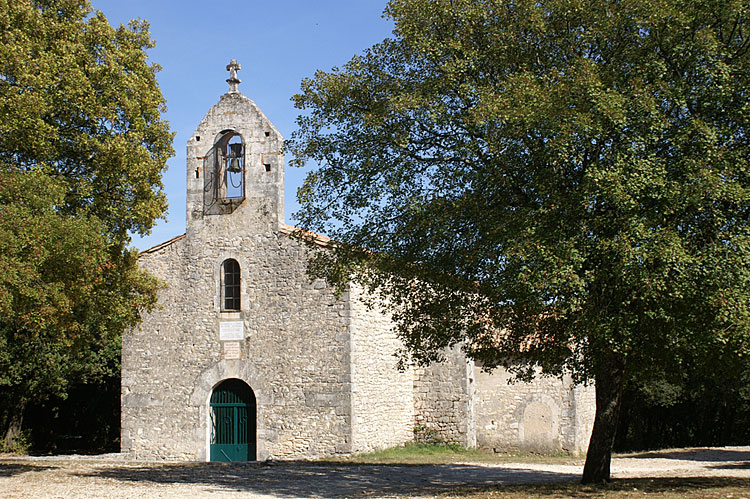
[264,131,270,137]
[196,136,201,142]
[264,163,271,172]
[195,168,200,179]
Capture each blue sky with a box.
[92,1,394,250]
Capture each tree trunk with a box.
[581,355,627,484]
[2,398,26,452]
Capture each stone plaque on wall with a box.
[220,321,244,340]
[223,341,241,360]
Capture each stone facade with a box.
[121,62,595,461]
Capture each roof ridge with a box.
[278,223,331,246]
[139,233,187,255]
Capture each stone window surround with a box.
[221,258,241,311]
[215,252,247,316]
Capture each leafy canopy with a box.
[290,0,750,385]
[0,0,173,243]
[0,0,172,437]
[0,170,157,402]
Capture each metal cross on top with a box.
[226,59,241,93]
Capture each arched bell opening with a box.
[209,378,256,461]
[222,133,245,200]
[203,130,245,215]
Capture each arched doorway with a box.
[210,378,256,461]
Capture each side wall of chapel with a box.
[473,367,595,455]
[412,349,594,454]
[413,346,477,447]
[349,284,414,452]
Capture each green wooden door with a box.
[210,379,256,461]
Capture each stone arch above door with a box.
[190,360,270,461]
[191,360,268,405]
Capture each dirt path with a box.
[1,446,749,498]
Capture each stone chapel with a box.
[121,60,595,462]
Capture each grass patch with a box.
[325,441,582,465]
[439,477,750,498]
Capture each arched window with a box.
[222,259,241,311]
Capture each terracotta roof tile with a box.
[139,233,186,255]
[278,223,331,247]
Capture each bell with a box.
[227,157,242,173]
[229,143,243,158]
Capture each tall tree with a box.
[289,0,750,483]
[0,0,172,449]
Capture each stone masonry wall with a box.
[413,346,476,447]
[349,285,414,453]
[121,236,196,459]
[121,89,360,461]
[571,383,596,454]
[473,366,594,455]
[185,92,285,238]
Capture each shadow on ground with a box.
[0,463,55,478]
[630,448,750,462]
[5,455,750,498]
[77,462,577,498]
[589,477,750,496]
[446,477,750,498]
[708,461,750,470]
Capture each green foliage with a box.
[0,0,171,446]
[616,356,750,451]
[291,0,750,377]
[326,441,575,465]
[413,424,446,444]
[23,372,121,454]
[0,0,173,242]
[0,428,30,454]
[365,441,467,457]
[290,0,750,481]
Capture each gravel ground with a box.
[1,446,749,498]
